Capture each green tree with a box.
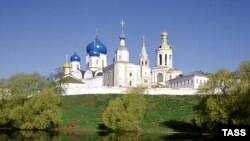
[0,72,61,129]
[102,87,147,131]
[8,88,61,129]
[195,60,250,129]
[48,67,66,95]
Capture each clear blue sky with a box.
[0,0,250,78]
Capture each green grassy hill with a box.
[60,94,200,133]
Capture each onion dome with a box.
[63,62,70,68]
[70,52,81,62]
[161,31,168,39]
[86,36,107,55]
[89,49,100,57]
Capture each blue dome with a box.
[70,52,81,62]
[86,37,107,55]
[89,49,100,57]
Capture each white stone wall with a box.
[116,49,129,62]
[86,54,107,71]
[114,62,126,86]
[103,64,114,86]
[84,76,103,87]
[70,61,80,71]
[140,65,151,87]
[104,62,151,88]
[100,54,107,68]
[61,85,197,95]
[125,63,139,87]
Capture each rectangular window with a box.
[129,73,132,76]
[159,54,162,65]
[165,54,167,65]
[129,81,132,86]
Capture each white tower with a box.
[156,31,173,68]
[139,36,149,67]
[139,36,151,87]
[115,20,129,62]
[69,52,82,79]
[70,52,81,71]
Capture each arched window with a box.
[96,72,103,76]
[159,54,162,65]
[89,59,92,66]
[165,54,167,65]
[145,60,147,65]
[129,72,132,76]
[157,73,163,82]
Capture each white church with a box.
[59,21,208,95]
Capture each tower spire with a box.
[142,35,145,48]
[140,35,148,59]
[119,20,126,46]
[96,28,99,37]
[65,54,68,63]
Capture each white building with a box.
[58,20,208,95]
[169,71,209,89]
[60,31,107,87]
[103,28,151,87]
[151,31,182,87]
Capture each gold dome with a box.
[63,62,70,68]
[161,31,167,36]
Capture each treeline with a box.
[0,72,61,130]
[195,60,250,130]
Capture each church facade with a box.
[59,21,207,95]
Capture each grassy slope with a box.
[60,94,199,133]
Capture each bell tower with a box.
[156,31,172,68]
